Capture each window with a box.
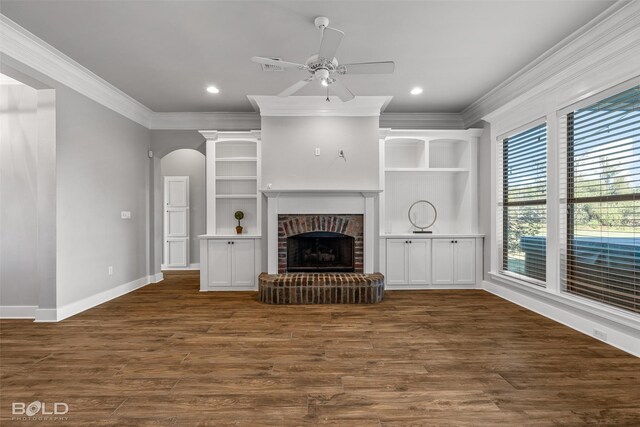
[561,85,639,313]
[499,123,547,284]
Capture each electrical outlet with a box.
[593,329,607,341]
[315,148,320,156]
[121,211,131,219]
[108,266,113,276]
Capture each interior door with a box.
[432,239,454,284]
[408,239,430,285]
[164,176,189,268]
[454,239,476,285]
[386,239,408,285]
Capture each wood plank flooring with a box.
[1,271,639,426]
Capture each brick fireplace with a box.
[278,214,364,273]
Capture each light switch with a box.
[121,211,131,219]
[315,148,321,156]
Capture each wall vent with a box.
[261,58,284,72]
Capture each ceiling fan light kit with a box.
[251,16,395,102]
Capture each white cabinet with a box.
[385,239,431,286]
[431,238,475,285]
[203,238,256,290]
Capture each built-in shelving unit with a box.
[201,131,262,237]
[379,129,482,236]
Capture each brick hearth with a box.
[278,214,364,273]
[259,273,384,304]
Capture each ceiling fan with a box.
[251,16,395,102]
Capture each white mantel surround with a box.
[261,189,381,274]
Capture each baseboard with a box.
[482,279,640,357]
[35,275,154,322]
[161,263,200,271]
[201,286,257,292]
[152,272,164,283]
[385,284,477,290]
[0,305,37,319]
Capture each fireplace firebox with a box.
[287,232,355,272]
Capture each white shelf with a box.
[215,157,257,162]
[215,176,257,180]
[385,168,469,173]
[215,194,258,199]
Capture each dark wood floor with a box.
[1,272,639,426]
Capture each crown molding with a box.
[0,14,153,128]
[461,1,640,126]
[150,112,260,130]
[247,95,393,117]
[380,113,465,130]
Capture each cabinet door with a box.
[408,240,430,285]
[231,240,255,287]
[208,240,231,287]
[386,239,408,285]
[454,239,476,285]
[432,239,454,284]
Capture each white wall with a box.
[0,81,39,309]
[261,116,380,190]
[161,149,205,265]
[56,84,151,307]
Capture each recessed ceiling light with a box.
[410,87,423,95]
[206,86,220,94]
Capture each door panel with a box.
[208,240,231,287]
[165,239,188,268]
[232,240,255,287]
[166,178,188,207]
[408,240,430,285]
[386,239,407,285]
[166,209,188,237]
[454,239,476,284]
[432,239,454,284]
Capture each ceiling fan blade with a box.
[330,79,355,102]
[318,27,344,60]
[339,61,395,74]
[278,78,313,97]
[251,56,307,70]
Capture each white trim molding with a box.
[150,112,260,130]
[247,95,393,117]
[0,14,153,127]
[0,305,38,319]
[160,263,201,271]
[380,113,465,130]
[462,1,640,127]
[482,277,640,357]
[34,274,158,322]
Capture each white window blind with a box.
[559,85,639,314]
[498,123,547,284]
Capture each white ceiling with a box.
[0,0,615,113]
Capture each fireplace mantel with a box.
[263,189,379,274]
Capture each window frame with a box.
[561,84,639,314]
[497,119,549,287]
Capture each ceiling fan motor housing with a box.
[314,16,329,29]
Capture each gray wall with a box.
[262,116,380,190]
[0,82,39,307]
[56,84,151,306]
[161,149,206,265]
[477,120,492,280]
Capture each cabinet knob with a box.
[232,241,235,245]
[455,240,458,243]
[227,241,230,244]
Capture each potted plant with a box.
[234,210,244,234]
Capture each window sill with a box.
[487,271,640,332]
